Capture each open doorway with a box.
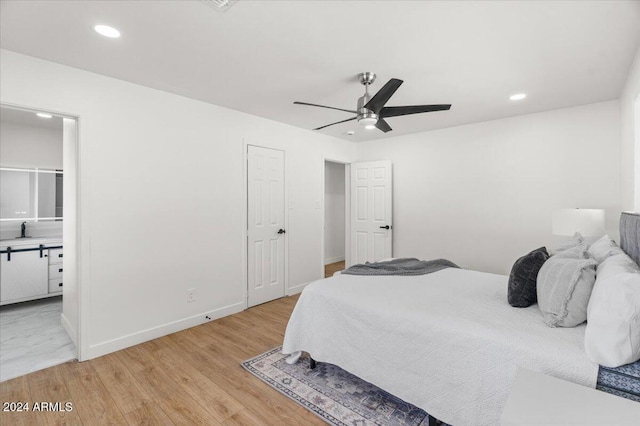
[323,160,347,277]
[0,105,78,381]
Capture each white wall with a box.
[0,120,62,169]
[0,50,357,360]
[324,161,345,265]
[357,101,621,275]
[620,44,640,211]
[61,118,78,346]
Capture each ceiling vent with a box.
[200,0,238,13]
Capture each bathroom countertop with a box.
[0,236,63,248]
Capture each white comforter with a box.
[282,268,599,426]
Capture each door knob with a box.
[278,229,286,234]
[379,225,390,229]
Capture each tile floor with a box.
[0,296,76,382]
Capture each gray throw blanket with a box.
[341,258,459,276]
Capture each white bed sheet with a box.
[282,268,599,426]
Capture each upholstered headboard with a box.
[620,212,640,265]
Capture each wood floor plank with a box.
[114,340,163,375]
[0,375,36,426]
[123,401,174,426]
[133,365,221,425]
[90,353,153,415]
[63,368,126,425]
[325,260,345,277]
[220,408,268,426]
[27,366,82,426]
[165,332,312,425]
[137,339,245,422]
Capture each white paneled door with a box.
[350,161,392,265]
[247,145,285,307]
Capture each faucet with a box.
[21,221,26,238]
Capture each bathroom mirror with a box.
[0,168,63,221]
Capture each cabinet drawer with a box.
[48,279,63,293]
[49,264,63,279]
[48,248,63,264]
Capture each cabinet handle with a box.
[58,283,63,287]
[58,254,63,258]
[58,268,63,273]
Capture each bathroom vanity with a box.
[0,237,63,305]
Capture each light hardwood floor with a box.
[324,261,345,278]
[0,294,326,426]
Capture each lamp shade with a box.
[552,209,605,237]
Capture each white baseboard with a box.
[60,313,78,347]
[324,256,345,265]
[84,301,245,360]
[288,281,312,295]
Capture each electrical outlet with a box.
[187,288,196,303]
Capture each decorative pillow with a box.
[536,256,597,327]
[549,235,585,256]
[585,252,640,367]
[508,247,549,307]
[552,243,589,259]
[588,234,625,264]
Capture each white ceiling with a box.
[1,0,639,142]
[1,106,63,130]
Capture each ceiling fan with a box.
[294,72,451,133]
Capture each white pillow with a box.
[549,235,585,256]
[553,243,589,259]
[588,234,625,264]
[584,252,640,367]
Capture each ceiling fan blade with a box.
[313,116,357,131]
[364,78,403,114]
[294,101,357,114]
[380,104,452,118]
[375,118,392,133]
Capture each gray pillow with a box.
[536,256,597,327]
[507,247,549,308]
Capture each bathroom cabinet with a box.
[0,240,63,305]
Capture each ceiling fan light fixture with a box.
[359,117,377,127]
[94,24,121,38]
[365,124,376,130]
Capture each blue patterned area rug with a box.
[242,346,438,426]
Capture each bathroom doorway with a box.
[0,105,79,381]
[323,160,347,277]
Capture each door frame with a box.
[242,139,289,308]
[321,158,351,277]
[0,102,84,360]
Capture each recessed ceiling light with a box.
[36,113,52,119]
[510,93,527,101]
[346,130,355,136]
[365,125,376,130]
[94,24,121,38]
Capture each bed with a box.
[282,212,640,426]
